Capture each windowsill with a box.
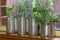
[55,31,60,36]
[0,25,60,37]
[0,25,6,31]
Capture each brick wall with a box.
[0,0,7,25]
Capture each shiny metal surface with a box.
[18,17,26,36]
[28,18,38,36]
[14,18,18,33]
[7,17,15,34]
[39,22,55,37]
[25,18,29,34]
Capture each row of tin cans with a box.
[7,17,39,36]
[7,17,55,37]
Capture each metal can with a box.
[39,22,55,37]
[7,17,15,34]
[25,18,29,34]
[28,18,38,36]
[14,17,18,33]
[18,17,26,36]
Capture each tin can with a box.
[39,22,55,37]
[18,17,26,36]
[14,18,18,33]
[28,18,38,36]
[7,17,15,34]
[25,18,29,34]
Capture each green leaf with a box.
[6,6,14,17]
[33,7,37,12]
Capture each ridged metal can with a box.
[44,22,51,37]
[18,17,26,36]
[39,22,55,37]
[7,17,15,34]
[28,18,38,36]
[25,18,29,34]
[14,18,18,33]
